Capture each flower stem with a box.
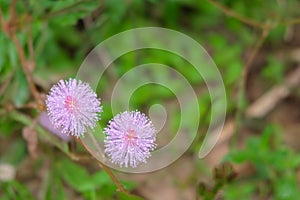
[98,162,129,194]
[77,138,129,195]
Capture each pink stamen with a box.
[125,130,137,144]
[65,96,76,111]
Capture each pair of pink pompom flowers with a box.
[46,78,157,168]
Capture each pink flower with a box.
[46,78,102,137]
[104,111,157,168]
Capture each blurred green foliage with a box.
[1,0,300,199]
[224,125,300,199]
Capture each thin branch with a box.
[0,0,96,32]
[206,0,266,29]
[11,33,43,108]
[28,28,35,67]
[41,0,89,20]
[1,1,45,110]
[0,9,8,33]
[77,138,130,195]
[0,73,13,97]
[241,28,270,83]
[6,102,38,111]
[11,33,27,67]
[9,0,17,23]
[232,28,271,146]
[98,162,130,194]
[281,17,300,26]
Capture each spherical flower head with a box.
[46,78,102,137]
[104,111,157,168]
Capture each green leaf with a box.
[261,56,285,84]
[223,182,255,200]
[12,70,30,107]
[225,61,242,85]
[117,193,144,200]
[8,41,17,68]
[275,175,300,200]
[46,176,67,200]
[6,180,34,200]
[97,184,116,197]
[0,139,27,165]
[59,159,94,192]
[222,151,249,163]
[90,171,111,186]
[103,0,128,23]
[50,1,99,26]
[0,116,19,137]
[0,33,8,70]
[121,181,137,191]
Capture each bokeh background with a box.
[1,0,300,199]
